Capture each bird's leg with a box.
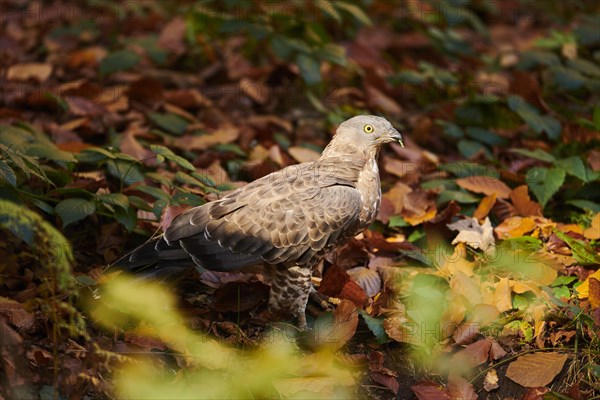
[267,264,312,329]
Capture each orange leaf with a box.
[584,213,600,240]
[510,185,542,217]
[493,277,513,313]
[456,176,511,198]
[506,352,568,387]
[473,193,497,221]
[589,278,600,309]
[494,216,536,239]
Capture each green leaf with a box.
[508,96,561,140]
[440,162,499,179]
[106,160,144,185]
[150,144,175,157]
[465,127,506,146]
[555,156,589,182]
[566,199,600,213]
[0,161,17,186]
[551,66,587,90]
[296,54,321,85]
[148,113,189,135]
[358,310,388,344]
[136,185,170,202]
[25,143,76,163]
[55,198,96,227]
[525,167,566,208]
[567,59,600,78]
[99,50,140,76]
[97,193,129,210]
[457,139,491,159]
[388,216,409,228]
[555,230,600,266]
[437,190,480,205]
[114,206,137,232]
[335,1,372,26]
[550,276,578,287]
[510,148,555,163]
[172,191,204,207]
[77,147,116,162]
[151,144,195,171]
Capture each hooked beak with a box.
[388,128,404,147]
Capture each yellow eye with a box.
[364,124,374,133]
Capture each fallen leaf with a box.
[494,216,536,239]
[522,387,550,400]
[319,265,368,307]
[456,176,511,199]
[371,371,400,395]
[451,338,492,369]
[288,146,321,163]
[273,374,355,399]
[505,352,568,387]
[510,185,543,217]
[158,17,187,55]
[589,278,600,309]
[346,267,381,297]
[402,189,437,225]
[447,375,477,400]
[584,213,600,240]
[452,322,480,345]
[473,193,497,221]
[483,369,499,392]
[447,217,495,255]
[493,277,513,313]
[384,316,418,345]
[411,381,452,400]
[365,84,403,115]
[489,340,507,360]
[7,63,53,82]
[240,78,269,104]
[314,300,358,351]
[174,127,240,150]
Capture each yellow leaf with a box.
[584,213,600,240]
[494,216,536,239]
[450,272,482,305]
[493,278,513,313]
[577,269,600,298]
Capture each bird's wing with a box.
[163,162,363,271]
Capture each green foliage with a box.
[186,1,371,85]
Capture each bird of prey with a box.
[114,115,403,328]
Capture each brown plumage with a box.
[114,115,403,328]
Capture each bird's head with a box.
[322,115,403,158]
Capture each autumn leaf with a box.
[7,63,53,82]
[494,216,537,239]
[510,185,543,217]
[473,193,496,221]
[505,352,568,387]
[456,176,511,198]
[447,217,496,255]
[583,212,600,240]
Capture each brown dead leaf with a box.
[489,340,507,360]
[346,267,381,297]
[483,369,499,392]
[494,216,536,239]
[402,190,437,225]
[158,17,187,55]
[456,176,511,199]
[447,217,495,255]
[314,300,358,351]
[127,77,164,105]
[0,297,36,333]
[174,127,239,150]
[371,371,400,395]
[510,185,542,216]
[240,78,269,104]
[288,146,321,163]
[67,46,107,69]
[588,150,600,171]
[447,375,477,400]
[522,387,550,400]
[411,381,452,400]
[584,213,600,240]
[319,265,368,307]
[589,278,600,309]
[451,338,492,369]
[493,277,513,313]
[365,85,403,116]
[120,124,155,164]
[505,352,568,387]
[7,63,53,82]
[452,322,480,345]
[384,316,417,345]
[473,193,496,221]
